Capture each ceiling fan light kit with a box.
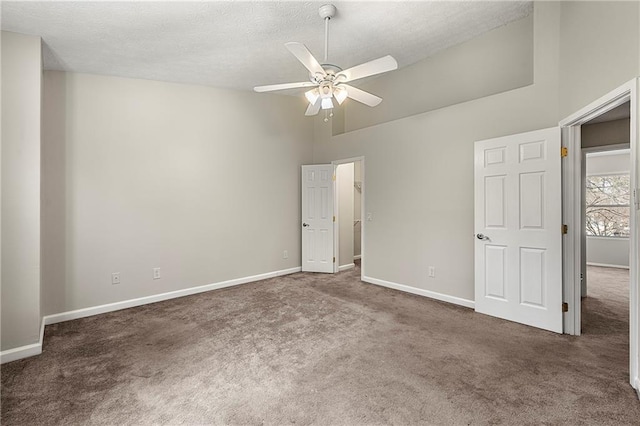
[253,4,398,121]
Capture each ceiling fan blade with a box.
[337,55,398,83]
[285,42,326,76]
[341,84,382,107]
[305,98,322,116]
[254,81,317,92]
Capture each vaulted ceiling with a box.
[2,1,532,91]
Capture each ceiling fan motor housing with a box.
[310,63,342,84]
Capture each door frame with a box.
[332,156,365,278]
[559,78,638,389]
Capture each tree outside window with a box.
[585,174,630,237]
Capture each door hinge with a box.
[333,215,335,222]
[332,174,336,181]
[561,147,568,158]
[562,302,569,313]
[562,224,568,234]
[333,256,335,263]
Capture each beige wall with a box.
[41,71,313,315]
[582,118,630,149]
[313,2,561,301]
[559,1,639,118]
[337,163,354,268]
[314,1,639,303]
[344,14,534,132]
[1,32,42,350]
[586,151,630,175]
[587,237,630,268]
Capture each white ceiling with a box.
[2,1,533,92]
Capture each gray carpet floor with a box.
[2,263,639,425]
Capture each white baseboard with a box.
[45,266,301,325]
[338,263,355,272]
[353,255,362,260]
[0,342,42,364]
[635,377,640,400]
[1,266,301,364]
[587,262,630,269]
[362,275,475,309]
[0,318,45,364]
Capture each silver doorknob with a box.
[476,233,489,240]
[303,223,310,227]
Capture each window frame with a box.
[585,171,631,238]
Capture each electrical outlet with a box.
[112,272,120,285]
[153,268,161,280]
[283,250,289,259]
[428,266,435,278]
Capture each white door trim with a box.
[559,78,638,390]
[332,156,365,279]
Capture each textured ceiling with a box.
[2,1,533,92]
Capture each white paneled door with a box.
[301,165,335,273]
[474,127,563,333]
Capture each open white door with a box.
[474,127,563,333]
[301,165,335,273]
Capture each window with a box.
[585,174,630,237]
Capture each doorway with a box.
[582,144,631,338]
[560,79,638,390]
[583,147,631,289]
[332,157,365,278]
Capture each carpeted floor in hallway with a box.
[2,263,639,425]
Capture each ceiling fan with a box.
[254,4,398,120]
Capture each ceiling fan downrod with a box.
[319,4,337,122]
[318,4,336,63]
